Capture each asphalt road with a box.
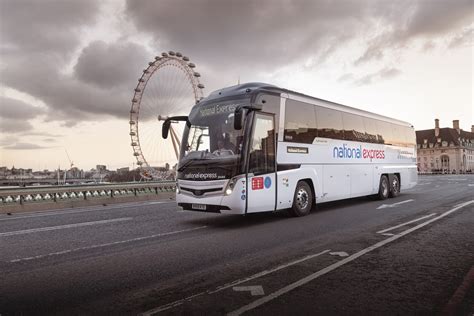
[0,175,473,315]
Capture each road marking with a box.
[377,199,414,210]
[468,184,474,187]
[0,201,175,222]
[141,249,330,315]
[228,200,474,316]
[9,226,207,263]
[329,251,349,257]
[233,286,265,296]
[0,217,132,237]
[376,213,437,234]
[381,233,394,236]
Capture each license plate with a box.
[192,203,207,210]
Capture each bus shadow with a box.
[182,196,377,229]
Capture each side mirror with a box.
[162,119,171,139]
[234,106,243,130]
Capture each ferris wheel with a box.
[129,51,204,179]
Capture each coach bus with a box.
[162,82,417,216]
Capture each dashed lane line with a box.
[228,200,474,316]
[8,226,207,263]
[0,217,133,237]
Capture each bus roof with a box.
[203,82,413,128]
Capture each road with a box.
[0,175,473,315]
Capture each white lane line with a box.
[233,286,265,296]
[0,217,132,237]
[376,213,437,234]
[141,249,330,315]
[228,200,474,316]
[377,199,414,210]
[329,252,349,257]
[9,226,207,263]
[0,201,175,222]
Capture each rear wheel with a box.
[289,181,313,217]
[377,175,389,200]
[389,174,400,198]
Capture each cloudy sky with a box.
[0,0,472,171]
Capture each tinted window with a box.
[363,117,380,143]
[342,113,365,142]
[315,106,344,140]
[284,100,317,143]
[376,121,394,145]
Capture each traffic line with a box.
[228,200,474,316]
[0,200,175,222]
[233,286,265,296]
[376,213,437,234]
[140,249,330,315]
[0,217,132,237]
[377,199,414,210]
[9,226,207,263]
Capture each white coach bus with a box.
[162,83,417,216]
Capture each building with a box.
[416,119,474,173]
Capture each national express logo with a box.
[333,144,385,159]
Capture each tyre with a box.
[389,174,400,198]
[289,181,313,217]
[377,175,389,200]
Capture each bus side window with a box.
[315,106,344,140]
[342,113,365,142]
[284,100,317,143]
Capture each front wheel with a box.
[377,175,389,200]
[289,181,313,217]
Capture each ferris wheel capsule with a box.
[188,63,196,68]
[176,52,182,57]
[182,56,189,61]
[161,52,168,57]
[168,51,176,56]
[155,56,162,61]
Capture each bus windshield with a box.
[180,99,247,164]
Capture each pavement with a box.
[0,175,473,315]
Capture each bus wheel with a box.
[290,181,313,217]
[377,175,389,200]
[389,174,400,198]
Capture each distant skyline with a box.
[0,0,473,170]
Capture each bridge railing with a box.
[0,181,177,212]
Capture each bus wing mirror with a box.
[234,106,243,130]
[160,115,188,139]
[234,103,262,130]
[162,119,171,139]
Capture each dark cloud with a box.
[0,0,98,56]
[0,120,34,133]
[0,96,45,119]
[0,0,472,131]
[0,96,44,133]
[74,41,150,89]
[125,0,367,76]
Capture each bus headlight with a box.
[224,178,237,196]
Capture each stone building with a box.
[416,119,474,173]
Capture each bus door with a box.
[246,113,277,213]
